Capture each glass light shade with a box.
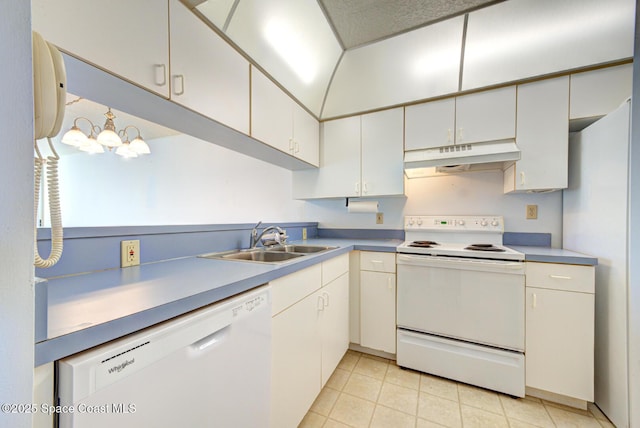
[129,137,150,154]
[79,136,105,154]
[115,143,138,158]
[61,127,89,147]
[97,129,123,147]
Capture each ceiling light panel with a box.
[225,0,342,116]
[322,16,464,119]
[462,0,635,90]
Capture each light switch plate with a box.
[376,213,384,224]
[526,205,538,219]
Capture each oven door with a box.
[396,254,525,351]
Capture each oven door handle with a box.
[396,254,524,272]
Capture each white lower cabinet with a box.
[359,252,397,354]
[320,273,350,385]
[271,254,349,428]
[525,262,595,402]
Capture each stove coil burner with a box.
[409,240,439,248]
[465,244,506,252]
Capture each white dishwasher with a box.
[56,285,271,428]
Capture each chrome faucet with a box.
[250,221,287,248]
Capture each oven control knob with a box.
[408,218,415,226]
[480,220,488,227]
[457,219,465,226]
[416,218,423,225]
[491,220,499,227]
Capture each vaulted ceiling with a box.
[190,0,634,119]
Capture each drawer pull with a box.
[322,292,329,307]
[317,296,325,311]
[549,275,572,280]
[532,293,537,308]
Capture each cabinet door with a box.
[251,68,293,153]
[360,271,396,354]
[405,98,456,150]
[361,108,404,196]
[508,77,569,192]
[293,116,361,198]
[271,292,322,428]
[526,287,594,401]
[32,0,170,97]
[570,64,633,120]
[170,0,249,134]
[320,273,350,386]
[455,86,516,144]
[293,103,320,166]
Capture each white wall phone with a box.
[33,31,66,268]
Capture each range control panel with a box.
[404,216,504,232]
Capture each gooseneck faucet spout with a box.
[249,221,287,248]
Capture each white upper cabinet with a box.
[361,109,405,197]
[293,103,320,166]
[293,108,404,199]
[251,68,294,154]
[169,0,249,134]
[293,116,361,198]
[405,86,516,151]
[455,86,516,144]
[505,77,569,193]
[251,68,319,166]
[569,64,633,121]
[462,0,635,90]
[405,98,456,150]
[32,0,170,98]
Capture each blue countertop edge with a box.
[35,239,400,366]
[508,246,598,266]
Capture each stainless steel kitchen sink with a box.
[198,245,336,263]
[268,245,337,253]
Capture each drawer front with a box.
[271,264,322,316]
[360,251,396,273]
[526,262,594,293]
[322,253,350,286]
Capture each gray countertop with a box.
[35,238,400,366]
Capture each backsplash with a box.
[36,222,318,278]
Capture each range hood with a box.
[404,139,521,178]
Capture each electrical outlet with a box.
[121,240,140,267]
[526,204,538,220]
[376,212,384,224]
[302,228,307,240]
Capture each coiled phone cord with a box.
[34,138,63,268]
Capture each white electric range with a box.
[396,216,526,397]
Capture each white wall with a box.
[304,169,564,247]
[54,134,305,227]
[0,2,35,427]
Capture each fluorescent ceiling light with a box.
[264,18,317,84]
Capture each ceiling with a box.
[317,0,504,49]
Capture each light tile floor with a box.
[299,350,615,428]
